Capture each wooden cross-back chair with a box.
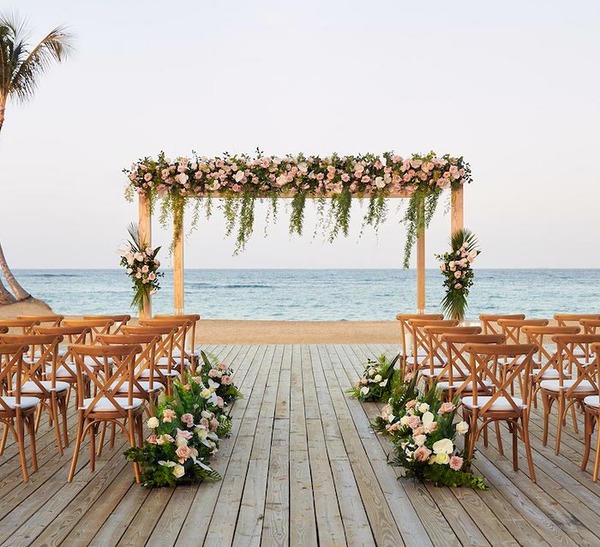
[479,314,526,336]
[83,315,131,334]
[582,344,600,481]
[67,344,145,483]
[0,344,39,482]
[497,318,549,345]
[420,325,482,388]
[521,325,580,407]
[97,333,167,405]
[0,319,40,335]
[34,325,93,406]
[62,318,115,343]
[17,314,64,327]
[138,318,194,374]
[395,313,444,367]
[580,319,600,335]
[461,343,538,482]
[0,333,69,455]
[405,319,458,376]
[539,334,600,455]
[555,314,600,328]
[153,314,200,365]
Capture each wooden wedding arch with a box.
[135,187,464,318]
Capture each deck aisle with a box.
[1,345,600,546]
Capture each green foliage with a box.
[346,353,400,402]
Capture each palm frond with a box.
[450,228,478,255]
[126,222,141,249]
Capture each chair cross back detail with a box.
[497,318,549,345]
[83,315,131,334]
[479,314,525,335]
[555,314,600,327]
[552,334,600,395]
[395,313,444,362]
[0,319,40,335]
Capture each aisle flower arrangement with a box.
[118,223,163,311]
[199,350,244,404]
[346,353,400,403]
[124,150,472,265]
[124,364,242,487]
[435,228,480,320]
[385,388,486,489]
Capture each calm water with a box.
[12,269,600,321]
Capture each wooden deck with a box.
[1,344,600,546]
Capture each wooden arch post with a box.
[173,208,184,315]
[138,194,152,318]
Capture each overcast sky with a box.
[1,0,598,270]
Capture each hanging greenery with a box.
[124,150,472,267]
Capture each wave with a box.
[188,283,273,290]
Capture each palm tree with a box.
[0,13,73,303]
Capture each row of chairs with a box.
[0,313,200,482]
[395,312,600,483]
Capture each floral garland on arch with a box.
[124,150,472,267]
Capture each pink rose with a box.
[210,418,220,431]
[208,369,220,378]
[405,400,417,410]
[439,402,456,414]
[146,433,158,444]
[221,375,233,386]
[176,428,193,440]
[216,396,224,408]
[454,283,462,290]
[449,455,464,471]
[414,446,432,461]
[413,426,425,436]
[407,415,421,430]
[163,409,176,423]
[176,444,192,463]
[454,271,462,279]
[181,413,194,428]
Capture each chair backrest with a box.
[441,333,505,394]
[406,319,459,368]
[0,334,63,393]
[83,315,131,334]
[17,315,64,327]
[0,319,40,335]
[139,318,192,368]
[0,344,29,412]
[69,344,142,414]
[521,325,580,377]
[555,314,600,327]
[62,319,115,342]
[121,325,177,372]
[154,314,200,358]
[396,313,444,361]
[423,325,482,372]
[479,314,526,335]
[551,334,600,394]
[497,318,549,345]
[464,343,537,413]
[580,319,600,335]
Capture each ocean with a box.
[11,269,600,321]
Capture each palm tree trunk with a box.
[0,243,30,301]
[0,276,16,304]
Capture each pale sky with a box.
[1,0,598,270]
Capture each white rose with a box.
[374,374,383,383]
[400,415,410,426]
[360,386,370,396]
[147,417,159,429]
[234,170,245,182]
[379,379,388,387]
[172,464,185,478]
[414,434,427,447]
[422,411,434,430]
[418,403,430,413]
[455,421,469,435]
[432,438,454,455]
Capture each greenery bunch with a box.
[346,353,401,402]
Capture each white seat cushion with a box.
[136,368,178,379]
[438,379,492,391]
[46,364,76,378]
[80,397,144,412]
[462,395,526,411]
[540,379,595,393]
[0,396,40,410]
[532,368,562,380]
[21,380,70,394]
[419,367,448,378]
[116,381,165,394]
[157,357,191,367]
[584,395,600,408]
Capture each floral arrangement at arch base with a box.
[346,353,401,402]
[376,386,486,489]
[124,358,242,487]
[118,223,163,312]
[435,228,480,321]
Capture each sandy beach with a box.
[0,299,401,344]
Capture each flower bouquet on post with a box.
[198,350,244,405]
[118,223,163,313]
[124,372,239,487]
[346,353,401,403]
[435,228,480,321]
[388,387,486,489]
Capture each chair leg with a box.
[59,396,69,448]
[50,395,63,456]
[0,423,9,455]
[541,392,554,446]
[555,395,566,455]
[593,419,600,482]
[495,422,504,457]
[68,414,85,482]
[582,411,594,472]
[512,419,519,472]
[15,415,29,482]
[26,414,38,473]
[89,421,97,472]
[570,402,579,434]
[521,413,536,483]
[128,415,141,484]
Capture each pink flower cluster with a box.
[207,362,234,386]
[125,151,471,200]
[438,244,479,291]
